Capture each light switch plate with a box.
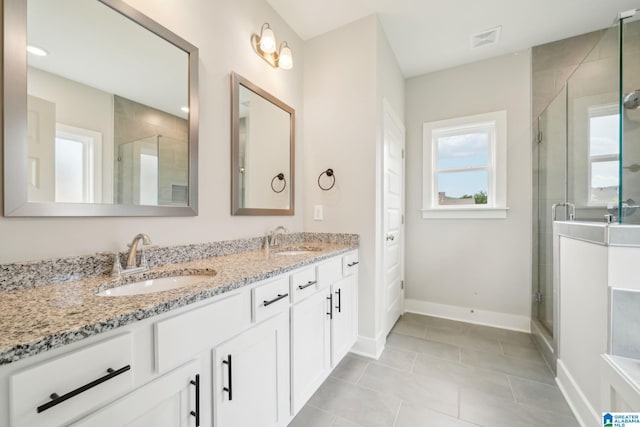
[313,205,323,221]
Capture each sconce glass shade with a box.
[278,43,293,70]
[27,44,48,56]
[259,25,276,53]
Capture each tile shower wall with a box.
[612,288,640,359]
[114,95,188,205]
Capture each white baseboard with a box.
[404,299,531,332]
[556,359,599,427]
[350,332,386,360]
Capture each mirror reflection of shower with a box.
[116,134,188,206]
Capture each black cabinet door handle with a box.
[263,293,288,306]
[298,281,317,290]
[336,288,342,313]
[36,365,131,413]
[327,294,333,319]
[347,261,359,267]
[222,355,233,400]
[190,374,200,426]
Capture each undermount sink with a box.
[275,250,316,256]
[97,272,215,297]
[273,246,321,256]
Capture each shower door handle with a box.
[552,203,575,221]
[567,202,575,220]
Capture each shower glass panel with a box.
[116,135,188,206]
[533,10,640,369]
[567,26,619,222]
[536,86,567,334]
[621,15,640,223]
[534,25,618,338]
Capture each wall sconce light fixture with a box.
[251,23,293,70]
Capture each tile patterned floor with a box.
[289,313,579,427]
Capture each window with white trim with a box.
[587,105,619,205]
[422,111,508,219]
[54,124,102,203]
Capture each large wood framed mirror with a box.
[3,0,199,216]
[231,72,294,216]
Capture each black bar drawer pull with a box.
[190,374,200,426]
[336,288,342,313]
[263,293,288,306]
[36,365,131,413]
[222,355,233,400]
[327,294,333,319]
[347,261,359,267]
[298,281,317,290]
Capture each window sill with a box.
[420,207,509,219]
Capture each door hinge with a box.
[401,280,404,290]
[402,149,405,159]
[537,130,543,144]
[535,291,543,304]
[401,215,404,225]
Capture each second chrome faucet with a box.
[270,226,289,247]
[112,233,152,276]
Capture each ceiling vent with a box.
[471,26,502,49]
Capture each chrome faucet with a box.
[111,233,152,276]
[270,226,289,246]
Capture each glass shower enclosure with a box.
[116,134,188,206]
[532,12,640,368]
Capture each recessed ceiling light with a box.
[181,106,189,113]
[27,45,48,56]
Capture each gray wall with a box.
[405,51,532,330]
[303,15,405,355]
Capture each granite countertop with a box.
[0,241,357,365]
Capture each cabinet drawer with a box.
[155,292,250,373]
[290,266,318,302]
[70,359,200,427]
[252,276,290,322]
[10,333,133,427]
[318,257,342,288]
[342,251,359,276]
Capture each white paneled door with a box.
[27,95,55,202]
[382,101,405,337]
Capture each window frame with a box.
[55,124,103,203]
[422,110,508,219]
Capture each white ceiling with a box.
[266,0,640,77]
[28,0,189,119]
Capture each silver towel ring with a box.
[271,173,286,193]
[318,168,335,191]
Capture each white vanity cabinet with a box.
[213,311,290,427]
[331,251,358,364]
[71,359,201,427]
[290,286,332,414]
[330,274,357,364]
[1,248,359,427]
[290,250,359,413]
[9,333,134,427]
